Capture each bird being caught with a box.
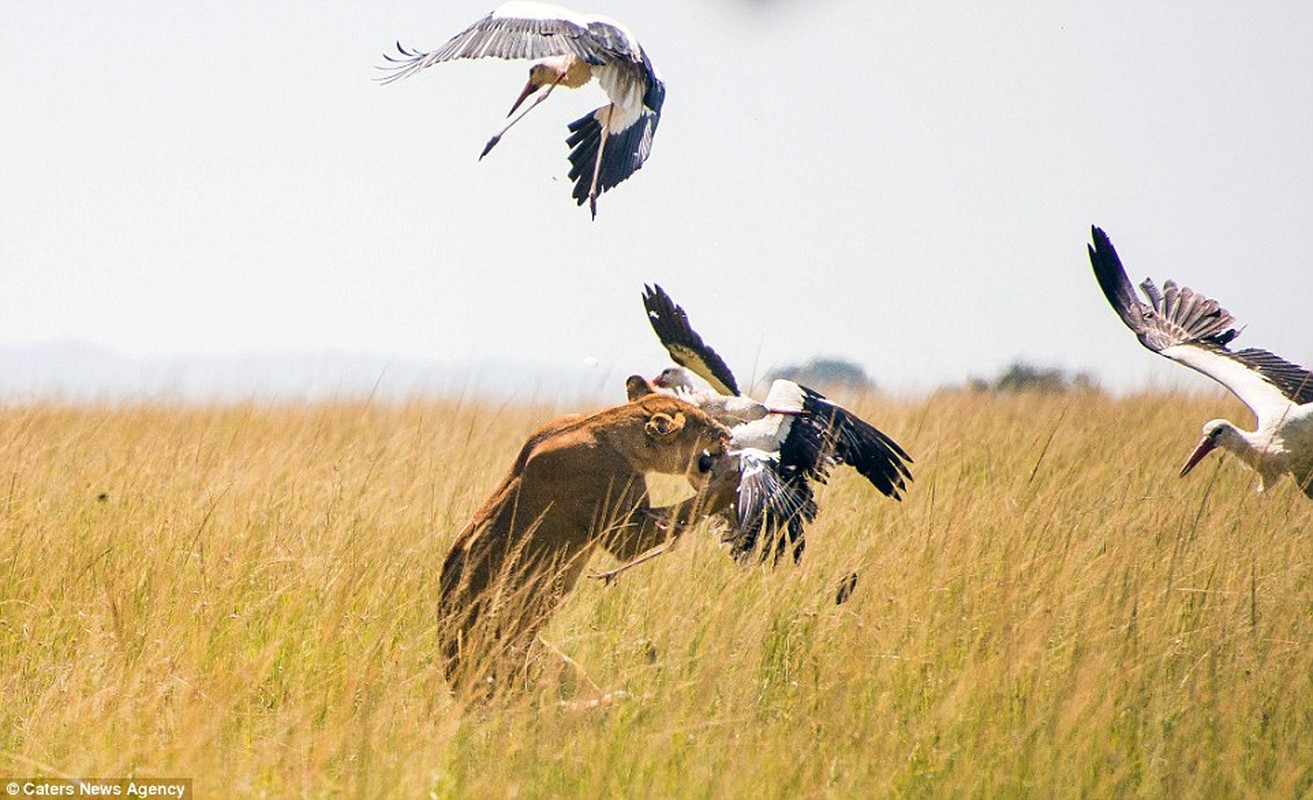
[1087,225,1313,498]
[638,284,913,563]
[377,1,665,219]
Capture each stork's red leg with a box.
[585,104,614,219]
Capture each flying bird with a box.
[1087,225,1313,498]
[640,284,913,562]
[378,2,665,219]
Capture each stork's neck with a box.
[1215,420,1288,488]
[657,367,702,393]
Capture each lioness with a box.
[438,393,732,696]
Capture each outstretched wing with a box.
[377,2,632,85]
[1088,225,1313,421]
[642,284,740,396]
[782,385,914,500]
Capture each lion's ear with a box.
[645,411,686,440]
[626,375,656,401]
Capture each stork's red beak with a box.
[508,79,538,116]
[652,373,669,388]
[1179,436,1217,477]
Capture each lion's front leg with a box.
[591,492,722,584]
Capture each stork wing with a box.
[786,386,913,500]
[1227,348,1313,406]
[731,450,816,564]
[1088,226,1313,422]
[642,284,740,396]
[376,3,636,85]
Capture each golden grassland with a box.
[1,390,1311,797]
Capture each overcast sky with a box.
[3,1,1311,398]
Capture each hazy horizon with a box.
[0,339,1248,407]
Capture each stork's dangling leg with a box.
[585,104,615,219]
[588,540,674,585]
[480,72,569,160]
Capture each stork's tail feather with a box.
[565,106,656,206]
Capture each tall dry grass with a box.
[1,391,1310,797]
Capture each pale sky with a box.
[3,1,1311,398]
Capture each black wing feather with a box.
[641,284,740,396]
[788,387,914,500]
[1087,226,1239,352]
[1089,225,1313,406]
[729,453,816,565]
[1232,348,1313,405]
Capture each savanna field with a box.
[2,390,1311,798]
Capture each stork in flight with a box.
[377,2,665,219]
[1088,226,1313,498]
[639,284,913,562]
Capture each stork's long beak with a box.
[508,79,538,116]
[1179,436,1217,477]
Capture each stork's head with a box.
[1179,419,1237,477]
[509,58,573,115]
[652,366,695,391]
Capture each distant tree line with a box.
[967,362,1099,394]
[763,357,1100,394]
[766,357,875,392]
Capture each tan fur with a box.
[437,394,731,695]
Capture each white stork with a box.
[626,371,821,564]
[1088,226,1313,498]
[378,2,665,218]
[639,284,913,563]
